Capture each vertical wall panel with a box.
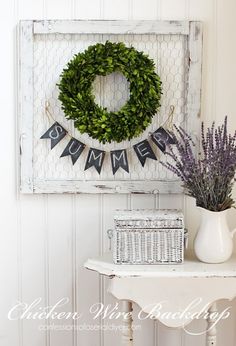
[215,0,236,123]
[47,195,74,346]
[183,196,199,249]
[45,3,75,345]
[75,0,101,20]
[46,0,72,19]
[17,0,46,343]
[103,0,130,19]
[20,195,47,346]
[160,0,187,19]
[18,0,44,19]
[132,0,158,20]
[72,3,102,346]
[0,0,19,345]
[131,194,156,210]
[159,194,183,210]
[75,195,101,345]
[102,194,128,346]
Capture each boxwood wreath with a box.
[58,41,162,144]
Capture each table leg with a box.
[206,302,217,346]
[121,301,133,345]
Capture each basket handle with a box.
[107,229,114,251]
[184,229,188,249]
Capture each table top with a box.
[84,251,236,278]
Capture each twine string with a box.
[45,101,74,140]
[163,105,175,131]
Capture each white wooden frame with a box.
[18,20,202,194]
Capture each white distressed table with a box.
[84,252,236,346]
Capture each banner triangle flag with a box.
[151,127,175,152]
[133,139,157,167]
[84,148,105,174]
[110,149,129,175]
[40,122,67,149]
[60,138,85,165]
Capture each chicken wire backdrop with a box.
[19,20,202,194]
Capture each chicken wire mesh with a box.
[33,32,188,183]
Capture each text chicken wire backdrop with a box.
[20,21,202,193]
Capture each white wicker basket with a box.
[113,209,186,265]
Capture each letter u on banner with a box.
[60,138,85,165]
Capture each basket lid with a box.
[114,209,183,221]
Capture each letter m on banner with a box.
[84,148,105,174]
[110,149,129,175]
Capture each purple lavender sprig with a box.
[161,117,236,211]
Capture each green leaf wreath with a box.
[58,41,162,143]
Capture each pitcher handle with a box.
[230,228,236,239]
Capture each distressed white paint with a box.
[19,21,34,192]
[186,21,203,137]
[32,179,183,194]
[85,252,236,278]
[33,19,190,35]
[1,1,236,346]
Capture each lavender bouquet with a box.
[161,117,236,211]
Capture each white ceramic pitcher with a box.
[194,207,236,263]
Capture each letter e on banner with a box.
[133,140,157,167]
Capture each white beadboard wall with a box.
[0,1,236,346]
